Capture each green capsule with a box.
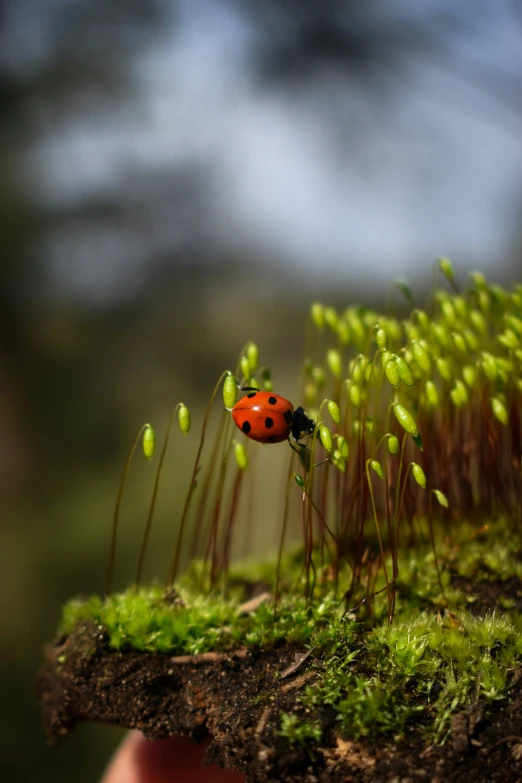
[327,399,341,425]
[393,403,419,437]
[369,459,384,480]
[332,449,346,473]
[376,328,387,349]
[470,310,487,335]
[324,306,339,332]
[387,318,403,342]
[260,368,272,391]
[413,309,429,331]
[142,425,156,461]
[247,342,259,373]
[450,380,468,408]
[442,301,456,326]
[498,330,519,350]
[438,257,455,285]
[223,373,238,409]
[234,441,248,470]
[506,314,522,337]
[490,284,507,306]
[396,356,414,387]
[319,425,333,451]
[463,329,479,352]
[294,474,305,490]
[345,309,366,346]
[303,358,314,376]
[491,397,508,426]
[379,349,389,367]
[462,364,476,388]
[336,435,349,459]
[471,271,487,289]
[436,357,452,382]
[383,355,400,388]
[363,310,378,330]
[349,383,362,407]
[432,323,450,348]
[512,286,522,308]
[433,489,449,508]
[412,341,431,373]
[352,356,365,384]
[481,353,498,382]
[312,365,326,388]
[478,290,490,314]
[178,404,191,434]
[310,302,325,330]
[240,354,250,381]
[395,279,413,304]
[304,383,318,408]
[496,357,513,382]
[337,320,350,345]
[387,435,399,455]
[451,332,467,353]
[425,380,439,408]
[327,349,342,378]
[365,363,375,383]
[403,320,420,342]
[248,377,259,390]
[411,462,426,489]
[453,296,467,319]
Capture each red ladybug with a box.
[229,389,315,447]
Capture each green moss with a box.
[59,521,522,744]
[278,712,323,746]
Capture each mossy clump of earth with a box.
[41,521,522,782]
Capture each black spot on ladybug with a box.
[242,421,252,434]
[247,392,257,399]
[268,435,276,442]
[265,417,274,429]
[268,396,277,405]
[284,409,293,424]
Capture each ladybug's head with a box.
[291,406,315,442]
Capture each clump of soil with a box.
[40,621,522,783]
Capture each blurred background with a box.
[1,1,521,780]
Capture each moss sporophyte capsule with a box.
[178,405,191,434]
[234,441,248,470]
[319,425,333,451]
[223,373,238,409]
[142,426,156,461]
[246,342,259,373]
[393,404,419,437]
[327,400,341,425]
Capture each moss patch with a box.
[56,519,522,744]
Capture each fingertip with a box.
[101,731,246,783]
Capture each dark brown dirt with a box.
[39,622,522,783]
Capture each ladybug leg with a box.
[287,439,305,457]
[288,438,330,469]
